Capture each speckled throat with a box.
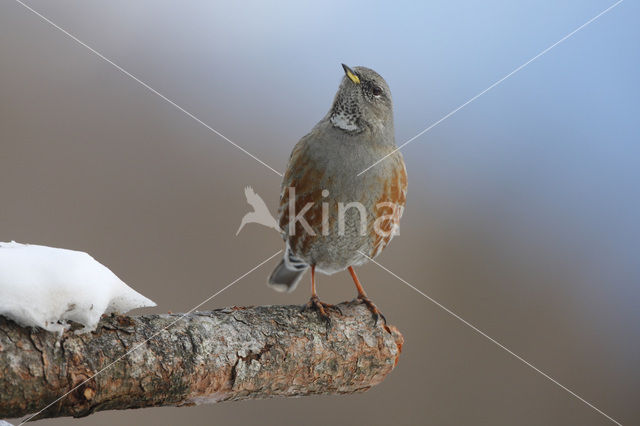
[329,92,362,132]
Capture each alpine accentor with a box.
[268,64,407,323]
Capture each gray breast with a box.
[287,123,397,274]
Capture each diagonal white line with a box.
[357,250,622,425]
[13,0,283,177]
[18,249,282,425]
[357,0,624,176]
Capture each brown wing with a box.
[278,141,325,250]
[369,155,408,258]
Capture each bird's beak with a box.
[341,63,360,84]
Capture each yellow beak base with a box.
[341,63,360,84]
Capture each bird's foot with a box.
[303,296,334,323]
[356,295,391,333]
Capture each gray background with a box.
[1,1,639,425]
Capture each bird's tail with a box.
[268,257,307,293]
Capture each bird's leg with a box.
[304,265,333,320]
[348,266,389,332]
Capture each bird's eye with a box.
[371,85,383,97]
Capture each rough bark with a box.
[0,302,403,420]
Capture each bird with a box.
[236,186,280,236]
[268,64,407,325]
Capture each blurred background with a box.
[1,0,638,425]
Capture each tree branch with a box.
[0,302,403,420]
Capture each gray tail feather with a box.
[268,258,307,293]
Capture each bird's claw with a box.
[303,296,334,323]
[356,295,391,333]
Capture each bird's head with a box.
[329,64,393,137]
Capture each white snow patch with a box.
[0,241,156,334]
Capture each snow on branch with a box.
[0,303,403,421]
[0,242,155,333]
